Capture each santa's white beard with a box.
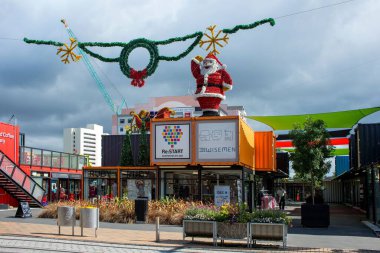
[200,64,218,76]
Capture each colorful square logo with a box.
[161,125,183,148]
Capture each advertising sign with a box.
[197,121,238,161]
[0,122,19,164]
[155,124,190,159]
[127,179,152,200]
[214,185,230,207]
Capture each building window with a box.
[120,118,125,124]
[127,118,132,124]
[120,127,124,132]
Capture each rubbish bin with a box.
[80,207,99,237]
[135,197,148,222]
[57,206,76,235]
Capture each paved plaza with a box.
[0,204,379,252]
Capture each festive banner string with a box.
[24,18,275,86]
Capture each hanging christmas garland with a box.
[24,18,275,87]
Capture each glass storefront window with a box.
[162,170,199,201]
[84,170,117,200]
[120,170,156,200]
[201,170,242,204]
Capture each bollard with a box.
[156,217,160,242]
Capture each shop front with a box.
[151,116,258,209]
[83,167,157,201]
[159,167,252,204]
[20,146,86,203]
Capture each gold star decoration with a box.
[56,37,82,64]
[199,25,229,54]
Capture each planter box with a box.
[183,220,217,246]
[301,203,330,227]
[217,222,249,246]
[250,223,287,248]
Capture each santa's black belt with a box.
[197,83,222,89]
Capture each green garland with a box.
[222,18,275,34]
[23,18,275,81]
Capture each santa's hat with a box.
[204,53,227,69]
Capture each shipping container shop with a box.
[0,122,86,208]
[84,116,282,211]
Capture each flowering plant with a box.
[184,203,251,223]
[184,205,218,221]
[250,210,291,225]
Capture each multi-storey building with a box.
[112,95,246,135]
[64,124,105,166]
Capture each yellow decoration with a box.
[199,25,229,55]
[56,37,82,64]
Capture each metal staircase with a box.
[0,151,45,207]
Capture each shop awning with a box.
[247,107,380,130]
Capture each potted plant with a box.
[214,203,250,243]
[250,209,291,248]
[183,205,218,245]
[289,117,333,227]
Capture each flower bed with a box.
[38,198,203,225]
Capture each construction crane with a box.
[60,19,126,115]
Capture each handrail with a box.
[0,151,45,204]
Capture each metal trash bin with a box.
[80,207,99,237]
[135,197,148,222]
[57,206,76,235]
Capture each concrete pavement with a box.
[0,204,378,252]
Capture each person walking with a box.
[279,187,286,210]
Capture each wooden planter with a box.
[183,220,217,246]
[250,223,287,248]
[217,222,249,246]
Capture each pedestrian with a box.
[279,187,286,210]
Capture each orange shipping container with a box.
[254,131,276,171]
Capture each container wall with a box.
[335,155,350,177]
[0,122,19,165]
[323,180,343,203]
[358,123,380,167]
[102,134,150,166]
[276,152,289,175]
[349,133,358,169]
[0,188,18,207]
[239,119,255,169]
[254,131,275,171]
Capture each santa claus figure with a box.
[191,53,233,116]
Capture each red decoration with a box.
[191,54,233,116]
[130,68,147,87]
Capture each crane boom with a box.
[61,19,125,114]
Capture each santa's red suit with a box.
[191,53,233,116]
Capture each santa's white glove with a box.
[200,86,206,94]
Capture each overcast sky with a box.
[0,0,379,151]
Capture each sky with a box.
[0,0,379,151]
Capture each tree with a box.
[289,117,334,205]
[137,122,150,166]
[120,129,134,166]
